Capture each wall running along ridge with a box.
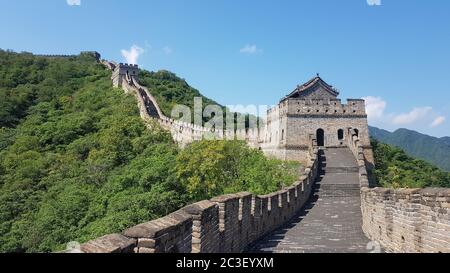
[104,60,261,150]
[348,129,450,253]
[80,57,449,253]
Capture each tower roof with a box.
[282,75,339,101]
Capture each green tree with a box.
[372,139,450,188]
[176,140,300,200]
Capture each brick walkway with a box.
[250,148,373,253]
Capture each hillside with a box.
[371,139,450,188]
[369,126,450,172]
[138,70,262,127]
[138,70,220,118]
[441,136,450,147]
[0,50,299,253]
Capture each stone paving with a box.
[250,148,373,253]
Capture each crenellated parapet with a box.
[361,187,450,253]
[286,99,367,117]
[34,51,100,61]
[348,129,450,253]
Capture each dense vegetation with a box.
[0,50,298,253]
[177,140,299,200]
[370,126,450,171]
[372,139,450,188]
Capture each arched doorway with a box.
[338,129,344,140]
[316,129,325,147]
[354,129,359,137]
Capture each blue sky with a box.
[1,0,449,137]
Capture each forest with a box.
[371,139,450,188]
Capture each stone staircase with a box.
[318,148,362,198]
[249,147,373,253]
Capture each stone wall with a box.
[361,188,450,253]
[106,61,244,147]
[112,63,139,88]
[347,128,371,188]
[261,97,371,162]
[81,138,319,253]
[348,129,450,253]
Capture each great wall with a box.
[78,53,449,253]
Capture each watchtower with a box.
[260,75,372,164]
[112,63,139,88]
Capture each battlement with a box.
[285,98,366,116]
[35,51,101,62]
[118,63,139,68]
[35,54,77,58]
[115,63,139,75]
[348,129,450,253]
[267,98,366,117]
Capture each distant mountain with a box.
[369,126,450,172]
[440,137,450,147]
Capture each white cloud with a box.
[163,46,173,55]
[363,96,386,121]
[67,0,81,6]
[367,0,381,6]
[431,116,446,128]
[392,107,433,125]
[362,96,447,135]
[240,44,262,54]
[121,45,144,65]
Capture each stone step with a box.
[315,183,361,197]
[323,166,359,174]
[321,148,359,172]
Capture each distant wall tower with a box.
[112,63,139,88]
[81,51,101,62]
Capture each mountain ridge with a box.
[369,126,450,172]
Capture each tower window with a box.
[338,129,344,140]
